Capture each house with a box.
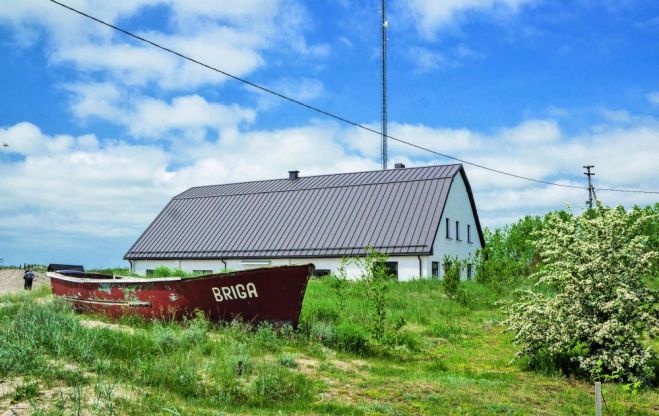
[124,163,484,281]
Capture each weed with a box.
[248,364,313,406]
[278,353,298,368]
[13,379,40,402]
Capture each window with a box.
[467,264,473,280]
[431,261,439,278]
[313,269,331,278]
[456,221,461,241]
[145,269,154,276]
[467,224,472,243]
[445,217,451,239]
[376,261,398,279]
[193,270,213,275]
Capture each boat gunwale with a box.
[47,272,181,284]
[47,264,314,285]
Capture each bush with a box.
[476,215,546,284]
[442,256,461,299]
[503,204,659,385]
[334,321,369,354]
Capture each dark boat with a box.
[48,264,314,325]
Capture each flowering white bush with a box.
[503,205,658,384]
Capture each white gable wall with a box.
[428,173,482,280]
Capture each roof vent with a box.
[288,170,300,180]
[394,163,405,169]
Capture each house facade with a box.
[124,164,484,281]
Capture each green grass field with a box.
[0,277,657,415]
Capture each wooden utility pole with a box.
[583,165,595,209]
[381,0,388,170]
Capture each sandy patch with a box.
[79,319,134,334]
[0,270,49,296]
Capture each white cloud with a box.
[0,0,325,91]
[128,95,256,139]
[66,85,256,140]
[1,113,658,264]
[499,119,561,143]
[648,91,659,106]
[403,0,535,39]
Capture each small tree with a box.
[354,248,391,341]
[331,257,350,310]
[442,256,462,299]
[504,204,658,385]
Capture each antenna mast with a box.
[381,0,388,170]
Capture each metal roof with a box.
[124,164,484,260]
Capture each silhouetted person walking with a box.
[23,268,35,290]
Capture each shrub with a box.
[476,214,546,284]
[150,266,189,278]
[334,321,369,354]
[503,204,659,385]
[355,248,392,341]
[442,256,461,299]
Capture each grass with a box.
[0,276,657,415]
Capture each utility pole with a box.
[381,0,388,170]
[583,165,595,209]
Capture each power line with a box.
[48,0,659,195]
[597,187,659,195]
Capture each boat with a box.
[48,264,314,325]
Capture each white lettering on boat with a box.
[212,283,258,302]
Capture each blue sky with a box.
[0,0,658,267]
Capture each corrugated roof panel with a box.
[124,164,479,259]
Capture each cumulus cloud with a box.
[402,0,535,39]
[0,0,324,91]
[1,112,658,265]
[66,84,256,140]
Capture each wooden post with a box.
[595,382,602,416]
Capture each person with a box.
[23,268,35,290]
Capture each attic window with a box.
[445,218,451,239]
[456,221,461,241]
[467,224,472,243]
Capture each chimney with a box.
[288,170,300,180]
[394,163,405,169]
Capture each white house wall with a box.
[131,255,424,281]
[428,173,482,280]
[130,174,482,282]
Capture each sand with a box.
[0,269,49,295]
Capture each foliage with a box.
[353,248,393,342]
[442,255,462,299]
[476,215,546,284]
[150,266,191,278]
[330,258,350,310]
[503,204,659,385]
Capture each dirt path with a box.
[0,269,49,296]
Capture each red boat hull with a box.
[48,264,314,325]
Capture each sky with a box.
[0,0,658,267]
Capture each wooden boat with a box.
[48,264,314,325]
